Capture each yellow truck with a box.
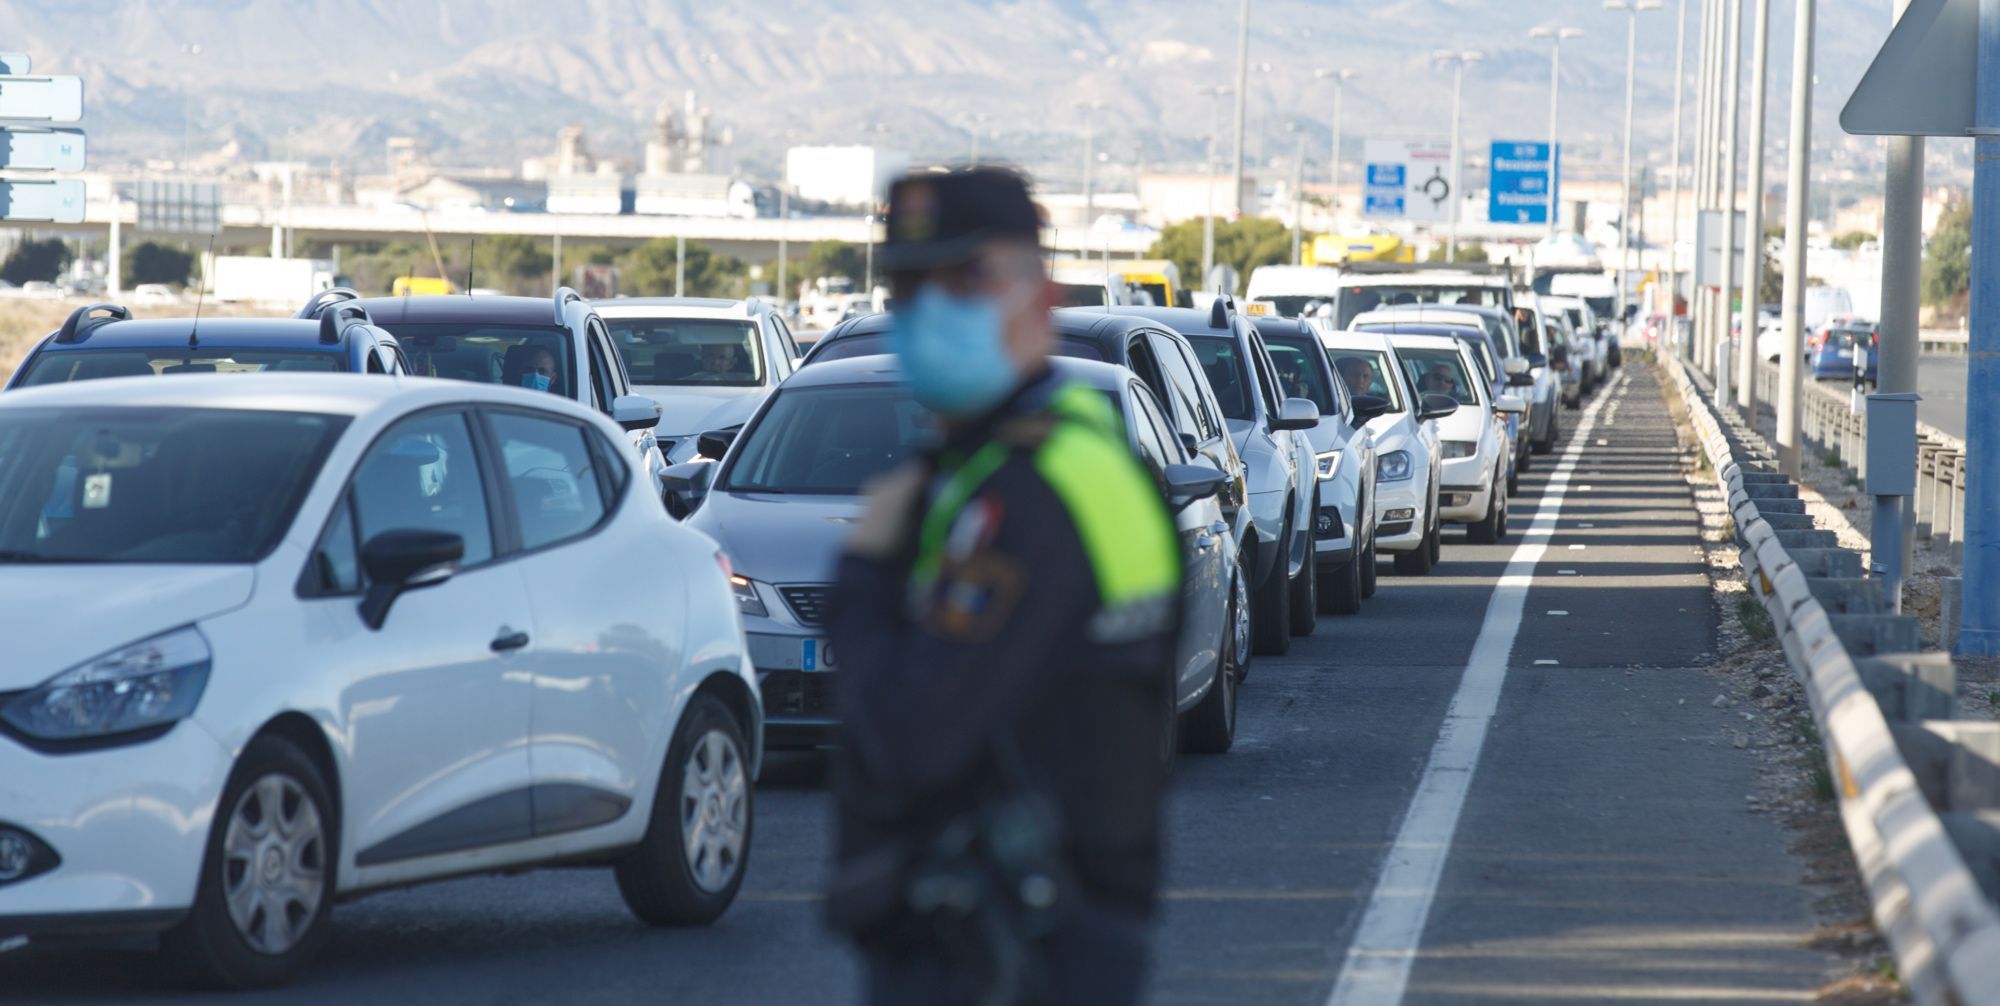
[1305,233,1414,267]
[391,275,459,297]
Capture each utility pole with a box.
[1776,0,1815,477]
[1314,69,1358,223]
[1199,85,1233,283]
[1697,0,1723,373]
[1737,0,1772,415]
[1669,0,1690,360]
[1078,100,1105,227]
[776,185,790,306]
[1530,27,1585,237]
[1716,0,1742,391]
[1607,2,1660,333]
[1289,125,1307,265]
[1437,50,1483,262]
[1231,0,1251,221]
[1879,0,1927,577]
[1958,0,2000,654]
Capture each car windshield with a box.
[382,323,574,396]
[1396,346,1479,406]
[19,348,343,385]
[808,332,1105,364]
[606,318,764,387]
[1185,336,1254,422]
[1262,334,1337,417]
[721,384,935,494]
[1584,296,1615,319]
[1328,349,1403,412]
[1337,284,1506,328]
[0,406,347,563]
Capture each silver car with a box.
[594,297,806,464]
[666,355,1247,755]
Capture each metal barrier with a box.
[1747,361,1968,547]
[1665,354,2000,1006]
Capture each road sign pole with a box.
[1957,0,2000,654]
[1776,0,1815,476]
[1617,8,1642,330]
[1669,0,1690,359]
[1881,0,1928,575]
[1448,61,1464,261]
[1546,37,1563,236]
[1695,0,1720,372]
[1737,0,1772,415]
[1717,0,1743,398]
[1230,0,1250,220]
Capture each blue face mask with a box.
[889,285,1021,417]
[521,372,552,392]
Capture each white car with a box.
[1322,329,1452,575]
[594,297,806,465]
[0,374,760,987]
[1385,332,1526,544]
[129,283,183,306]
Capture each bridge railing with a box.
[1665,354,2000,1006]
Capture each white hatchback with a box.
[1320,329,1454,575]
[0,374,760,987]
[1384,333,1527,544]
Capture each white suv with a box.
[593,297,804,465]
[0,374,759,987]
[1321,329,1453,575]
[1385,332,1526,544]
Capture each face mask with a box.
[521,372,552,392]
[889,284,1021,417]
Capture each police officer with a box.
[824,168,1182,1005]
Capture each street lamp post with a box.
[1198,85,1233,284]
[1668,0,1689,360]
[1287,123,1308,265]
[180,43,202,171]
[1736,0,1772,416]
[1528,27,1584,236]
[1434,50,1483,262]
[1077,100,1106,228]
[1605,1,1662,335]
[1313,68,1358,222]
[965,112,992,166]
[1230,0,1251,222]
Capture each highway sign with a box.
[0,53,29,75]
[1362,139,1452,223]
[0,127,86,172]
[1694,209,1746,287]
[1488,141,1559,225]
[0,179,85,224]
[0,75,83,123]
[1841,0,1974,136]
[137,178,222,235]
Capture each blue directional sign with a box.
[1488,141,1560,226]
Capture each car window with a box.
[721,384,934,494]
[389,323,574,398]
[808,331,1106,365]
[1184,336,1253,422]
[1248,334,1283,416]
[605,317,764,387]
[348,411,494,567]
[1330,349,1404,411]
[1154,334,1220,441]
[1397,346,1480,406]
[311,495,362,594]
[489,412,610,551]
[0,406,346,564]
[591,321,629,398]
[19,348,344,385]
[772,316,801,360]
[1264,333,1338,417]
[365,345,389,375]
[586,335,617,412]
[1462,336,1498,383]
[1129,383,1183,469]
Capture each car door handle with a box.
[491,629,531,653]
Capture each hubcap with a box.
[679,728,748,894]
[222,773,325,956]
[1230,570,1252,674]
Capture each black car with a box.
[8,301,408,389]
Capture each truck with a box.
[208,256,339,305]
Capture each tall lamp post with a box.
[1230,0,1251,224]
[1313,68,1358,223]
[1528,27,1584,237]
[180,42,202,171]
[1076,100,1106,228]
[1604,0,1662,333]
[1198,85,1234,284]
[964,112,992,166]
[1287,122,1309,265]
[1667,0,1689,360]
[1434,50,1483,262]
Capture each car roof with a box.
[1339,269,1509,288]
[816,309,1181,358]
[1356,321,1485,340]
[1381,332,1465,351]
[1048,356,1137,391]
[0,372,613,422]
[30,316,345,352]
[1362,302,1508,321]
[773,353,904,388]
[1109,305,1233,338]
[591,297,760,319]
[1322,328,1396,351]
[347,294,570,327]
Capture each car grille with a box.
[780,585,830,626]
[760,671,835,717]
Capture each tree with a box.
[1147,217,1293,295]
[802,240,866,286]
[123,242,195,288]
[0,238,73,286]
[469,235,552,294]
[1923,202,1971,309]
[1832,230,1875,251]
[1426,242,1488,264]
[617,238,748,298]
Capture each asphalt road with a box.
[2,364,1844,1005]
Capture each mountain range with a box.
[3,0,1905,183]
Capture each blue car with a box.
[1810,320,1878,383]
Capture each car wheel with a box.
[1428,507,1443,565]
[1251,520,1293,657]
[615,694,752,926]
[1183,568,1244,754]
[1289,528,1318,635]
[1319,543,1363,616]
[163,735,336,989]
[1360,524,1379,598]
[1506,458,1520,495]
[1495,486,1510,540]
[1159,662,1180,773]
[1467,484,1502,545]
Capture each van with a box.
[1245,264,1344,319]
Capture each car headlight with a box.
[1315,450,1340,481]
[1377,450,1412,482]
[1,626,211,744]
[1441,440,1478,460]
[729,574,769,618]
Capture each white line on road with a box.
[1325,372,1627,1006]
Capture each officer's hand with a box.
[845,463,929,560]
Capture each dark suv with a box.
[8,301,408,388]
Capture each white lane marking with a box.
[1533,659,1560,666]
[1568,544,1587,550]
[1325,371,1626,1006]
[1547,610,1569,616]
[1558,569,1578,575]
[1579,523,1596,528]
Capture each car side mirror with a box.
[1493,394,1528,416]
[1349,394,1391,425]
[1271,396,1320,432]
[359,529,463,630]
[696,428,738,461]
[660,461,714,517]
[1179,431,1201,456]
[1501,357,1530,377]
[1418,394,1459,422]
[1507,371,1536,388]
[611,395,662,432]
[1163,463,1228,511]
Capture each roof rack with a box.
[55,303,131,344]
[317,303,373,345]
[554,286,584,324]
[1209,294,1236,329]
[296,287,362,320]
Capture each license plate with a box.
[802,639,839,672]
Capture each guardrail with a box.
[1748,361,1968,549]
[1665,354,2000,1006]
[1922,329,1969,354]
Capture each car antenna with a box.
[466,235,476,297]
[188,228,218,348]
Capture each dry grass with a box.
[0,299,280,383]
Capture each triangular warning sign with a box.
[1841,0,1977,137]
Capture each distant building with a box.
[785,146,908,209]
[1134,173,1252,227]
[633,173,756,219]
[399,175,546,214]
